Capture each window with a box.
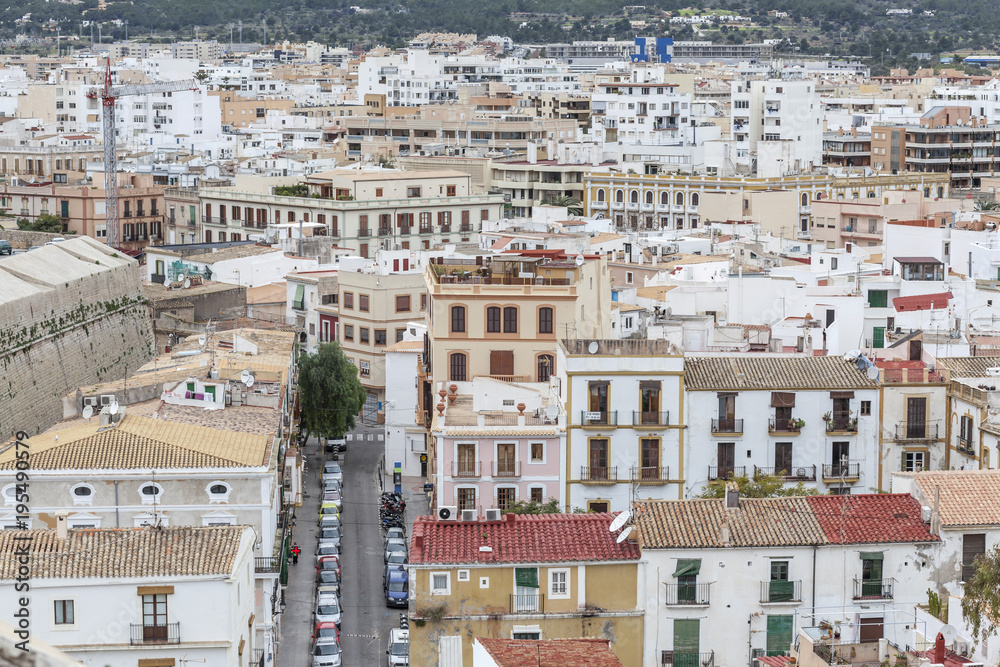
[530,442,544,463]
[549,569,570,598]
[54,600,74,625]
[450,353,467,382]
[860,553,884,596]
[503,307,518,333]
[903,451,925,472]
[640,438,661,478]
[458,570,470,582]
[343,292,354,309]
[963,533,986,581]
[1,484,17,506]
[641,381,662,424]
[407,186,422,198]
[138,483,163,505]
[396,295,411,312]
[497,487,516,511]
[344,324,354,341]
[71,483,94,506]
[537,354,554,382]
[538,307,553,334]
[431,572,450,595]
[587,500,609,513]
[446,185,457,196]
[451,306,466,333]
[359,294,370,312]
[360,328,370,343]
[421,293,427,311]
[959,416,974,451]
[768,560,794,601]
[860,400,871,416]
[396,328,406,343]
[588,438,609,479]
[206,481,231,503]
[674,558,701,603]
[142,594,168,637]
[457,487,476,510]
[530,487,544,502]
[486,306,501,333]
[375,329,387,346]
[512,628,542,640]
[514,567,540,611]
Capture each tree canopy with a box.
[695,471,820,498]
[17,214,66,233]
[297,342,366,440]
[961,546,1000,644]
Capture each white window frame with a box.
[528,485,547,504]
[549,568,570,599]
[457,569,470,582]
[70,483,95,506]
[430,571,451,595]
[480,576,490,589]
[52,599,76,628]
[201,510,238,526]
[511,625,542,640]
[626,271,633,284]
[1,484,17,506]
[133,511,169,527]
[138,482,164,505]
[205,481,233,504]
[66,512,101,529]
[0,513,30,529]
[528,442,546,464]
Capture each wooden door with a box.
[906,397,926,438]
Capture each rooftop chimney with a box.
[55,512,68,540]
[725,481,740,510]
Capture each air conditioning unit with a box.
[438,506,458,521]
[100,394,115,406]
[461,509,478,522]
[485,509,502,521]
[954,641,970,656]
[83,396,99,407]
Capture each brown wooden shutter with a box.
[830,391,855,399]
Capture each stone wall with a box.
[0,239,154,438]
[0,228,69,248]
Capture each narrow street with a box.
[279,423,428,667]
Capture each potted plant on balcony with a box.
[849,416,858,431]
[789,418,806,430]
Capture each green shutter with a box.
[293,284,305,310]
[769,580,794,602]
[873,327,885,349]
[673,619,700,667]
[766,615,794,654]
[515,567,538,588]
[673,559,702,577]
[860,552,883,561]
[867,290,888,308]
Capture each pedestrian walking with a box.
[291,542,301,565]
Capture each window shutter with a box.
[515,567,538,588]
[672,559,701,578]
[830,391,855,399]
[766,615,794,654]
[770,392,796,408]
[673,619,700,655]
[859,552,883,561]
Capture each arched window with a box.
[691,193,700,206]
[206,481,232,503]
[450,305,466,333]
[537,354,555,382]
[538,307,554,334]
[486,306,501,333]
[629,190,639,203]
[660,191,669,205]
[675,192,684,205]
[1,484,16,506]
[801,192,809,206]
[449,353,467,382]
[867,191,876,198]
[71,483,95,506]
[645,191,654,204]
[596,189,606,202]
[615,189,624,202]
[138,483,163,505]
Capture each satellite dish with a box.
[240,369,251,384]
[198,335,207,347]
[575,254,585,266]
[616,526,633,543]
[108,401,119,415]
[844,349,862,362]
[183,277,191,289]
[245,374,255,388]
[544,405,559,420]
[577,243,586,253]
[609,509,632,533]
[588,341,600,355]
[866,366,879,380]
[82,405,93,420]
[939,625,958,645]
[665,307,673,318]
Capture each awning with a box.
[672,559,702,577]
[515,567,538,588]
[717,392,737,398]
[860,552,884,561]
[770,392,796,408]
[292,283,304,310]
[830,391,855,399]
[640,380,661,391]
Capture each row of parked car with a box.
[382,491,410,665]
[312,457,345,667]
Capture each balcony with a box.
[419,225,433,234]
[509,593,544,613]
[711,418,743,434]
[768,419,802,435]
[130,623,180,645]
[633,411,670,428]
[378,227,392,236]
[631,466,670,484]
[358,227,370,238]
[894,422,939,442]
[581,410,617,427]
[400,226,411,235]
[254,557,280,573]
[441,224,451,233]
[460,223,472,233]
[822,462,861,481]
[661,651,715,667]
[853,578,894,600]
[708,465,745,481]
[754,465,816,481]
[760,580,802,603]
[957,437,975,455]
[580,466,617,484]
[452,461,481,478]
[492,461,521,478]
[664,582,711,606]
[253,649,265,667]
[824,417,857,434]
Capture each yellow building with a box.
[408,512,643,666]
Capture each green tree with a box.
[275,184,309,197]
[506,498,561,514]
[16,214,65,233]
[546,195,584,216]
[297,342,366,441]
[975,199,1000,211]
[695,472,820,499]
[962,546,1000,644]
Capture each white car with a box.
[312,638,343,667]
[384,538,407,563]
[314,594,342,627]
[323,461,344,484]
[387,627,409,666]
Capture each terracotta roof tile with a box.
[892,292,953,312]
[934,357,1000,377]
[409,513,639,565]
[806,494,939,544]
[684,355,879,391]
[0,526,246,580]
[910,470,1000,527]
[477,638,624,667]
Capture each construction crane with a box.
[87,58,198,248]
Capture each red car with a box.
[312,620,341,643]
[316,555,341,579]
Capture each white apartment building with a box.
[384,323,427,477]
[557,338,685,512]
[730,79,823,175]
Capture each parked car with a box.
[386,627,409,665]
[0,240,12,255]
[326,437,346,453]
[322,478,342,493]
[316,570,340,588]
[322,490,342,504]
[384,538,407,563]
[322,461,343,484]
[316,555,341,579]
[318,526,341,548]
[314,594,342,627]
[312,620,340,643]
[312,637,343,667]
[322,489,343,512]
[384,567,409,608]
[384,526,406,543]
[384,551,408,571]
[317,583,340,600]
[315,544,340,561]
[319,515,341,530]
[319,502,341,518]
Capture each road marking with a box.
[342,633,379,640]
[377,434,384,441]
[347,434,354,441]
[368,434,374,441]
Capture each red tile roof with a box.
[756,656,793,667]
[409,513,640,565]
[892,292,953,312]
[805,494,939,545]
[477,638,624,667]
